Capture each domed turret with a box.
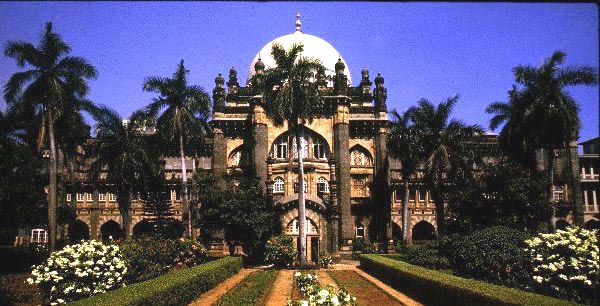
[254,56,265,73]
[335,56,345,75]
[247,14,352,84]
[374,72,384,87]
[215,73,224,87]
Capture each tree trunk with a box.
[432,189,445,237]
[47,110,58,252]
[57,148,65,240]
[402,179,410,243]
[118,188,132,239]
[547,148,555,232]
[180,131,192,239]
[296,127,307,267]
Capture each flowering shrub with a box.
[264,235,297,268]
[288,272,357,306]
[27,240,127,305]
[525,226,599,303]
[120,236,207,283]
[319,255,333,269]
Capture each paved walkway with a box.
[189,268,256,306]
[264,269,295,306]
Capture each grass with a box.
[360,254,578,306]
[216,269,278,306]
[328,270,403,306]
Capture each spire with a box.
[295,12,302,32]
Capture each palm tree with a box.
[495,51,597,230]
[261,43,325,267]
[4,22,97,251]
[143,60,211,239]
[408,96,483,236]
[89,106,159,238]
[388,110,424,243]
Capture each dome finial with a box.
[295,12,301,32]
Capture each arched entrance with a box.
[100,220,124,240]
[68,220,90,242]
[286,217,320,264]
[412,220,435,241]
[132,219,154,237]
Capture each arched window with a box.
[292,136,309,159]
[273,177,284,193]
[294,177,308,193]
[286,218,319,235]
[317,177,329,193]
[272,137,288,159]
[228,146,249,167]
[313,138,328,159]
[350,147,373,166]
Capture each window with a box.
[317,177,329,193]
[313,138,328,159]
[553,186,564,202]
[171,190,176,201]
[408,189,415,202]
[76,193,84,202]
[99,193,106,202]
[66,194,71,202]
[273,137,288,159]
[31,229,48,244]
[86,193,93,202]
[418,190,427,202]
[108,193,116,202]
[294,178,308,193]
[273,177,284,193]
[355,227,365,238]
[292,136,309,159]
[350,147,373,166]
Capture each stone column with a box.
[251,100,269,188]
[328,158,339,254]
[211,128,227,178]
[333,100,353,245]
[374,120,392,250]
[569,141,584,226]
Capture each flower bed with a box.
[287,272,357,306]
[69,256,242,306]
[360,254,576,306]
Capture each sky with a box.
[0,2,598,142]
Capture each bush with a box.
[525,226,599,303]
[264,235,296,268]
[27,240,127,304]
[0,245,49,273]
[70,256,242,306]
[449,226,531,287]
[120,236,207,283]
[395,243,450,270]
[352,238,375,254]
[360,254,575,306]
[288,272,357,306]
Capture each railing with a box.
[581,173,599,181]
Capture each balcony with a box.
[580,173,599,182]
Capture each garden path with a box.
[264,269,295,305]
[188,268,257,306]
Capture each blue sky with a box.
[0,2,598,141]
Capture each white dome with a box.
[247,30,352,85]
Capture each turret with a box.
[359,67,372,97]
[212,73,225,113]
[333,56,348,95]
[373,72,387,113]
[227,66,239,96]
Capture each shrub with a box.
[395,243,450,270]
[525,226,599,303]
[120,236,207,283]
[318,254,333,269]
[264,235,296,268]
[288,272,357,306]
[351,238,375,254]
[69,256,242,306]
[27,240,127,304]
[360,254,575,306]
[449,226,531,287]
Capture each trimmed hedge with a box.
[69,256,242,306]
[360,254,577,306]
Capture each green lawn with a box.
[216,269,278,306]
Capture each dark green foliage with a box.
[394,243,450,270]
[446,226,532,288]
[0,245,48,273]
[360,254,575,306]
[216,269,278,306]
[69,256,242,306]
[352,237,376,254]
[193,171,280,262]
[447,158,548,232]
[264,235,296,268]
[119,236,207,283]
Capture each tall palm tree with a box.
[261,43,324,267]
[143,60,211,239]
[495,51,597,230]
[4,22,97,250]
[408,96,483,236]
[388,110,424,243]
[89,106,159,238]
